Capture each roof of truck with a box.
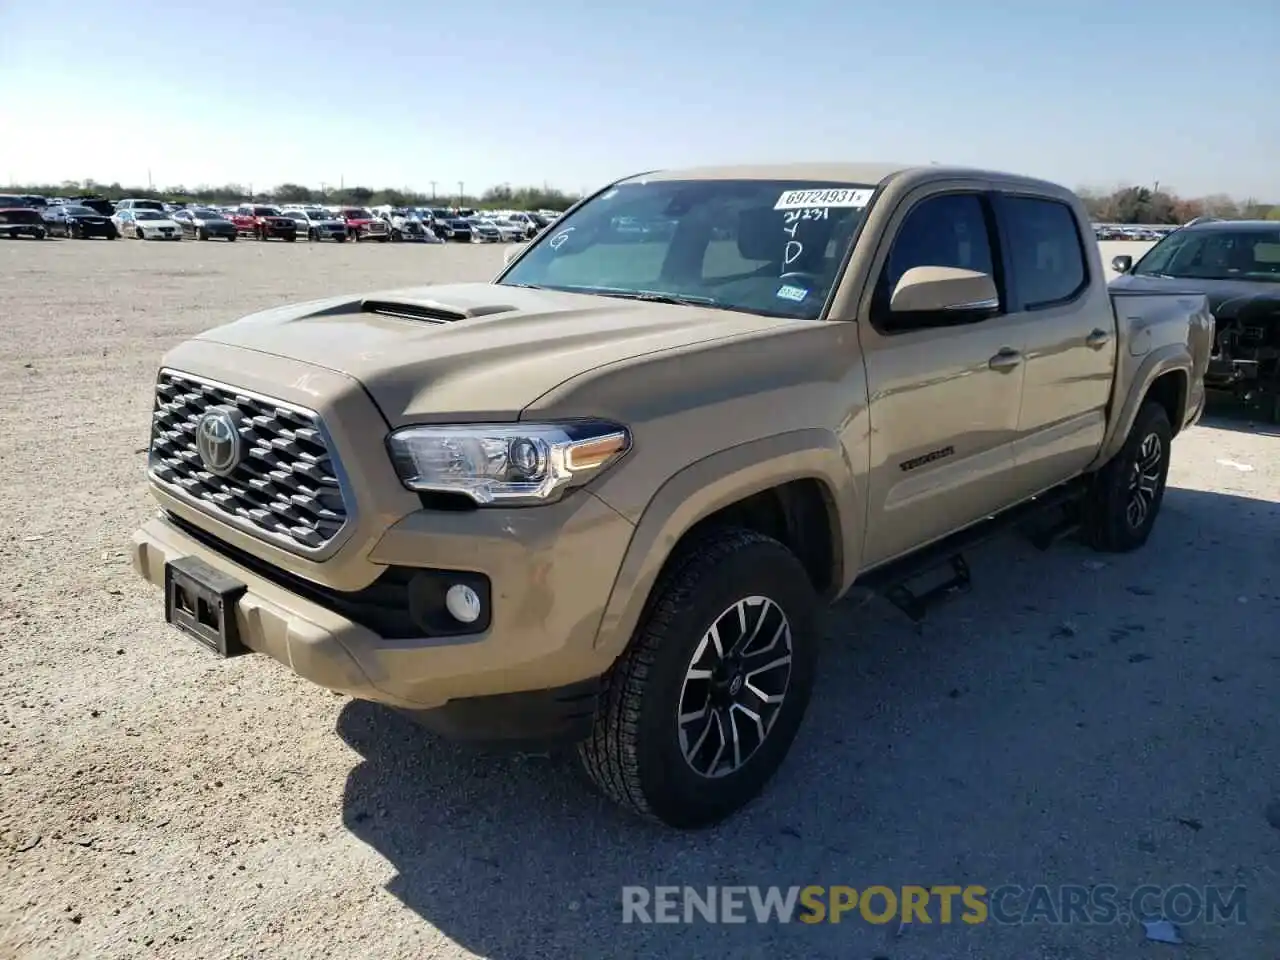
[619,162,1068,194]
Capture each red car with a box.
[338,207,390,242]
[231,204,298,241]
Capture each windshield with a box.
[130,201,165,211]
[341,208,371,218]
[135,211,167,221]
[64,206,98,216]
[254,206,281,216]
[498,179,874,319]
[192,208,223,219]
[1132,227,1280,282]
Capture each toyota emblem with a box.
[195,407,243,476]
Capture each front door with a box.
[857,188,1029,568]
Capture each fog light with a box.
[445,584,482,624]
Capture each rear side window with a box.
[1001,197,1087,309]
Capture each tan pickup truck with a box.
[131,163,1213,828]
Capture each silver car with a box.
[466,217,503,243]
[282,207,349,242]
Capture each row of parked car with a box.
[0,193,563,244]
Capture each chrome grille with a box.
[148,370,350,552]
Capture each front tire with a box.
[1082,401,1173,552]
[578,528,818,828]
[135,226,145,240]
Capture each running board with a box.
[854,480,1088,621]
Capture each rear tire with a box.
[1082,401,1173,552]
[197,227,208,241]
[578,528,819,828]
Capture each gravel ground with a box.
[1,237,1277,960]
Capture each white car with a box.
[385,211,441,243]
[281,207,348,242]
[114,209,182,240]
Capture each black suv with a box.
[1111,219,1280,421]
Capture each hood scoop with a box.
[359,298,516,324]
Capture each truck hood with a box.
[194,282,794,425]
[1110,272,1280,317]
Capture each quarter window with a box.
[1000,197,1087,309]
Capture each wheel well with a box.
[680,479,839,596]
[1145,370,1188,435]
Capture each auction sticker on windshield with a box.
[774,188,874,211]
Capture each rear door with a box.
[993,192,1116,495]
[856,185,1029,568]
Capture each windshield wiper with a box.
[589,288,720,307]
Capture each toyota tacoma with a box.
[131,163,1212,828]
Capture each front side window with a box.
[870,193,998,332]
[499,179,874,320]
[1133,228,1280,282]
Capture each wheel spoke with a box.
[679,704,708,726]
[726,707,744,771]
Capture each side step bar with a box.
[853,479,1088,622]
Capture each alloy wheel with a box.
[677,595,793,779]
[1126,432,1163,528]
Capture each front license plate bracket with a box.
[165,556,248,657]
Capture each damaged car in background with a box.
[1111,219,1280,422]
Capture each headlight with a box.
[387,421,630,505]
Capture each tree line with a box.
[5,180,580,212]
[1077,185,1280,224]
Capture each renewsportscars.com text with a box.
[620,884,1248,926]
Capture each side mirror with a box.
[890,266,999,314]
[1111,254,1133,274]
[503,243,526,265]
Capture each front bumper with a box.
[0,225,46,238]
[71,222,117,237]
[130,487,634,721]
[141,229,181,240]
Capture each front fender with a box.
[591,429,861,660]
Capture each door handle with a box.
[988,347,1024,372]
[1086,328,1113,349]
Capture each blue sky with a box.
[1,0,1276,199]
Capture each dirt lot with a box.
[1,238,1277,960]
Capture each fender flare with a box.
[592,429,861,659]
[1091,345,1191,469]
